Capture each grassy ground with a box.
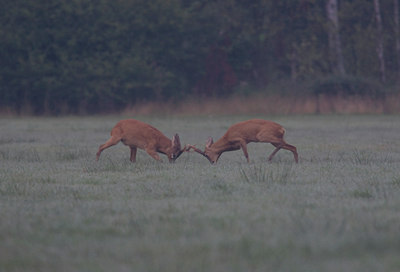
[1,114,400,272]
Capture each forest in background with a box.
[1,0,400,115]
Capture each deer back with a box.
[112,119,171,149]
[222,119,284,143]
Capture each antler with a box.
[175,145,190,160]
[186,144,204,154]
[186,144,214,164]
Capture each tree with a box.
[374,0,386,83]
[326,0,345,75]
[1,0,399,115]
[394,0,400,83]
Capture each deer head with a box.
[169,134,186,162]
[187,137,221,164]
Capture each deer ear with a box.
[172,133,181,147]
[206,137,213,148]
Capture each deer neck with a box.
[211,137,239,154]
[156,135,172,155]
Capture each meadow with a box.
[1,114,400,272]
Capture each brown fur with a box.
[96,119,185,163]
[188,119,298,164]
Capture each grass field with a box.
[1,114,400,272]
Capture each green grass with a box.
[1,114,400,272]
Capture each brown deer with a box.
[96,119,186,163]
[187,119,298,164]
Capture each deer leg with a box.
[281,143,298,163]
[145,148,162,161]
[96,136,121,161]
[268,142,298,163]
[130,146,137,162]
[268,143,281,162]
[239,141,250,163]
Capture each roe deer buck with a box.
[187,119,298,164]
[96,119,186,163]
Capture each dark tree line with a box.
[1,0,399,114]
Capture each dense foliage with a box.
[1,0,399,114]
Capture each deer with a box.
[96,119,187,163]
[187,119,298,164]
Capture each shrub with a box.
[311,75,384,98]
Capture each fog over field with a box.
[1,115,400,272]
